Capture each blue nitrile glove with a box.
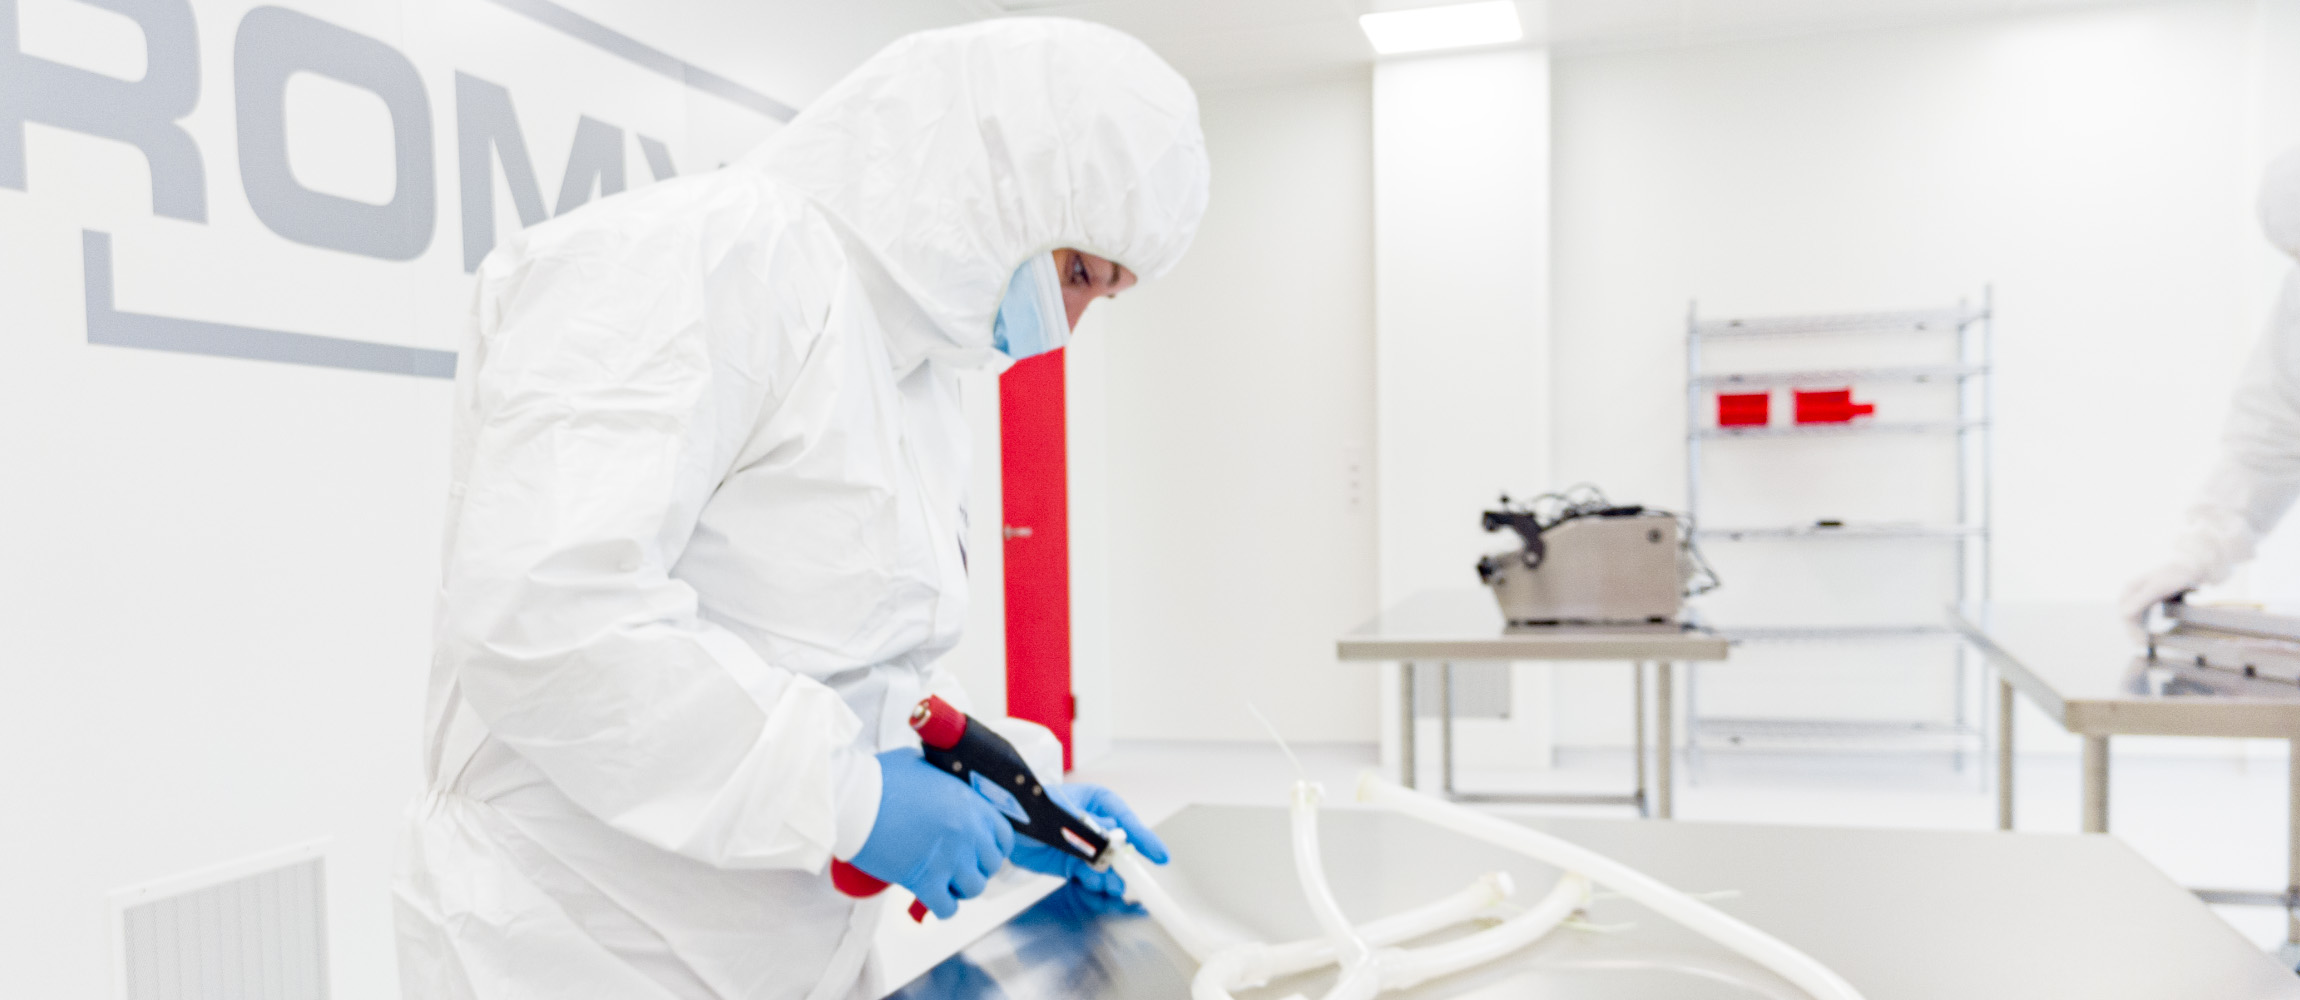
[848,748,1016,919]
[1007,783,1167,909]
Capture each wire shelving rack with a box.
[1682,290,1995,771]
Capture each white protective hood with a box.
[2261,146,2300,261]
[747,17,1211,374]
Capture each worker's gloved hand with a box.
[2120,559,2206,643]
[848,748,1016,919]
[1009,783,1167,910]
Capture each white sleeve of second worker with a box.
[2182,269,2300,578]
[441,244,876,873]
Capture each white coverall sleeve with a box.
[2174,269,2300,581]
[441,245,879,871]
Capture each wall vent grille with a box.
[118,852,329,1000]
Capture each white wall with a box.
[1372,47,1555,774]
[1372,47,1554,608]
[1097,75,1383,744]
[1547,0,2293,748]
[0,2,968,997]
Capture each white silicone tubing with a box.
[1355,773,1865,1000]
[1210,873,1517,991]
[1116,840,1524,1000]
[1290,783,1375,966]
[1109,836,1223,962]
[1111,832,1518,973]
[1117,775,1860,1000]
[1289,782,1382,1000]
[1288,781,1588,997]
[1373,869,1586,991]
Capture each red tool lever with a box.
[829,697,978,922]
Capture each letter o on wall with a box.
[235,7,433,260]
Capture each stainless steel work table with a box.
[1951,600,2300,948]
[1336,589,1729,818]
[890,803,2300,999]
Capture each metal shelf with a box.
[1691,307,1981,340]
[1684,288,1994,775]
[1692,363,1986,390]
[1690,717,1986,753]
[1698,522,1984,541]
[1696,420,1985,440]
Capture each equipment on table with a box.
[1792,387,1876,424]
[1475,485,1718,626]
[833,696,1113,921]
[1717,392,1771,426]
[2148,597,2300,685]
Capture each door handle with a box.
[1003,525,1034,539]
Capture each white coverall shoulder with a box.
[2123,147,2300,628]
[397,19,1207,1000]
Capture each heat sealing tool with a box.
[829,696,1112,921]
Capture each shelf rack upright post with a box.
[1681,290,1994,774]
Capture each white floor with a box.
[1070,740,2299,954]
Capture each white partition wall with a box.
[1372,47,1553,777]
[1099,76,1382,744]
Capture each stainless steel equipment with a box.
[2151,599,2300,685]
[1475,488,1713,626]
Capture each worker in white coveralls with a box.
[393,19,1210,1000]
[2125,150,2300,633]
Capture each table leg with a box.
[1633,661,1648,818]
[1441,662,1456,797]
[2081,734,2109,834]
[1401,662,1416,789]
[2272,744,2290,947]
[1997,678,2014,831]
[1658,662,1674,820]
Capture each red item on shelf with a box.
[1717,392,1770,427]
[1793,388,1876,424]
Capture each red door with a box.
[999,351,1073,769]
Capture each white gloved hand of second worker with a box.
[2119,559,2207,642]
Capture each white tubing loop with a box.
[1224,872,1516,989]
[1116,775,1861,1000]
[1287,781,1592,999]
[1290,782,1375,968]
[1354,772,1865,1000]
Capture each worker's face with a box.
[1053,249,1137,330]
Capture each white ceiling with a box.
[970,0,2158,90]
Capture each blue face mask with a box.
[991,253,1069,361]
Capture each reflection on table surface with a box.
[886,804,2300,1000]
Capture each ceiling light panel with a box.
[1359,1,1524,55]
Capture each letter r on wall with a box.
[0,0,206,221]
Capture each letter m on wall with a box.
[457,71,675,272]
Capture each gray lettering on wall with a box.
[0,0,205,221]
[84,230,457,378]
[479,0,796,123]
[552,115,623,216]
[457,75,639,271]
[235,6,434,260]
[637,135,676,182]
[455,72,545,271]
